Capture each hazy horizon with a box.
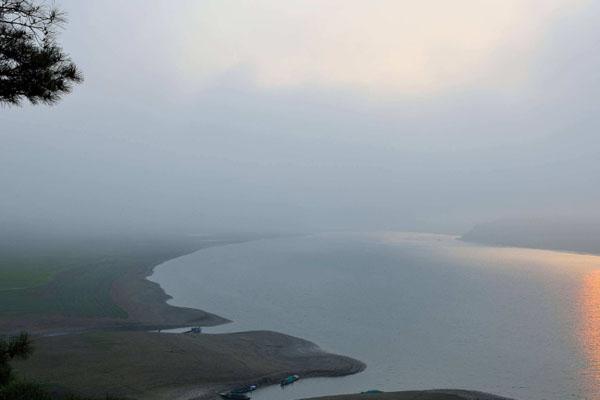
[3,1,600,236]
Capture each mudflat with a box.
[305,390,515,400]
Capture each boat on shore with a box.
[231,384,258,394]
[280,374,300,387]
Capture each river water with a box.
[149,232,600,400]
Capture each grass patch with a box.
[0,235,207,319]
[0,252,77,291]
[0,264,58,291]
[0,254,131,318]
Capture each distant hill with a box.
[461,218,600,255]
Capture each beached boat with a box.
[280,374,300,387]
[219,392,251,400]
[231,384,258,394]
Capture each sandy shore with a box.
[109,242,231,329]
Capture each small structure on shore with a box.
[189,327,202,334]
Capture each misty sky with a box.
[2,0,600,235]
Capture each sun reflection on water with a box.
[445,242,600,399]
[579,269,600,397]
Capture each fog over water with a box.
[2,1,600,235]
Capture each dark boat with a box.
[231,384,258,394]
[280,374,300,387]
[219,392,251,400]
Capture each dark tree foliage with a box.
[0,332,32,386]
[0,0,82,105]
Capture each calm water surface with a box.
[149,232,600,400]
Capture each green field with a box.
[0,252,130,318]
[0,251,77,291]
[0,262,63,291]
[0,235,209,319]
